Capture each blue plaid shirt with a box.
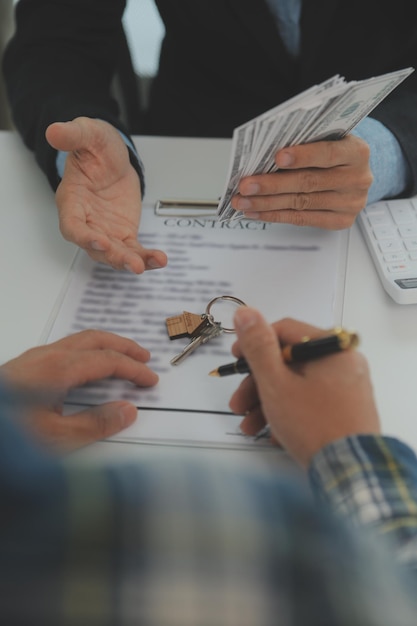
[1,382,417,624]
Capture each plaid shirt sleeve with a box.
[309,435,417,569]
[2,376,417,626]
[56,442,417,626]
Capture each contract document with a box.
[46,206,348,449]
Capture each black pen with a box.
[209,328,359,377]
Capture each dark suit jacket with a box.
[3,0,417,195]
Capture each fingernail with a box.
[234,307,259,332]
[241,183,260,196]
[119,404,137,426]
[277,151,294,167]
[147,258,163,269]
[237,198,252,210]
[239,413,265,437]
[91,240,106,251]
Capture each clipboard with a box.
[155,198,219,217]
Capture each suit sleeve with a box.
[2,0,143,191]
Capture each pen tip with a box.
[209,369,219,376]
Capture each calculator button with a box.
[378,239,403,253]
[383,252,406,263]
[387,262,410,273]
[365,204,389,216]
[390,206,416,224]
[399,224,417,237]
[404,239,417,251]
[368,213,391,227]
[372,225,397,239]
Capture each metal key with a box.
[167,296,247,365]
[170,319,223,365]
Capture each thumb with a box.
[233,307,284,390]
[45,117,102,153]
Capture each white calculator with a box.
[358,198,417,304]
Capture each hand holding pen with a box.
[209,328,359,377]
[226,308,380,467]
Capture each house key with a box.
[167,295,247,366]
[170,318,223,365]
[166,310,208,340]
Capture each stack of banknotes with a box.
[216,67,414,222]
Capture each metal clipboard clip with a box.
[154,198,219,218]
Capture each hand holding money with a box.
[217,68,414,228]
[231,133,372,229]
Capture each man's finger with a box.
[239,406,265,436]
[46,119,89,153]
[46,117,109,154]
[62,349,159,389]
[38,402,138,451]
[228,374,258,415]
[47,329,152,362]
[274,134,370,169]
[233,307,286,401]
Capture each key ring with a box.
[205,295,247,333]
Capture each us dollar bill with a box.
[216,67,414,223]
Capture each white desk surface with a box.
[1,130,416,467]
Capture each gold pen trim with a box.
[281,328,359,362]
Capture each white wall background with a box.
[123,0,165,77]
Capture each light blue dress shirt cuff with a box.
[351,117,411,204]
[55,148,68,179]
[55,129,141,179]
